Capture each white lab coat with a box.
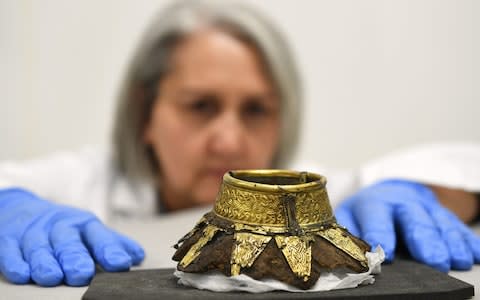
[0,141,479,222]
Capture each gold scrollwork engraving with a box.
[214,183,285,225]
[275,235,314,281]
[230,232,272,276]
[214,182,334,227]
[294,189,334,225]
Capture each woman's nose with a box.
[208,112,245,157]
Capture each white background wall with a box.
[1,0,478,168]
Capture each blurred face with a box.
[143,29,280,211]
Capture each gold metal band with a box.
[214,170,334,227]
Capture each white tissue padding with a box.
[174,246,385,293]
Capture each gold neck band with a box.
[213,170,335,231]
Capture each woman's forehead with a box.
[170,30,263,73]
[163,29,274,93]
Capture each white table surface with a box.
[1,207,478,300]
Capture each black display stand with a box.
[82,258,474,300]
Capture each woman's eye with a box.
[243,101,269,117]
[189,96,218,115]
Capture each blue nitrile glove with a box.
[0,188,145,286]
[335,180,480,272]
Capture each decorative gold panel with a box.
[316,227,368,268]
[275,235,314,280]
[179,224,221,268]
[230,232,272,275]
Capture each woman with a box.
[0,0,478,287]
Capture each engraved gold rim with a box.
[215,169,334,227]
[224,169,327,193]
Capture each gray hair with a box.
[113,0,302,182]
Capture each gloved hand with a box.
[335,180,480,272]
[0,188,145,286]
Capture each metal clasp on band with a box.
[281,193,304,236]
